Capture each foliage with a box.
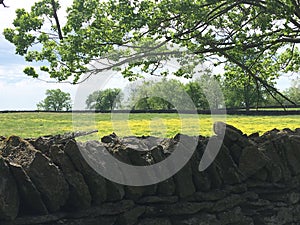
[263,77,300,106]
[184,80,208,110]
[128,78,195,110]
[283,78,300,105]
[4,0,300,103]
[37,89,72,111]
[86,88,122,110]
[221,47,282,110]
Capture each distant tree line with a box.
[85,74,300,112]
[36,76,299,112]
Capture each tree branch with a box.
[51,0,63,40]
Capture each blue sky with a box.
[0,1,295,110]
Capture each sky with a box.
[0,1,295,110]
[0,0,79,110]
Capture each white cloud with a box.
[0,0,74,110]
[0,78,77,110]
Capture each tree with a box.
[221,54,280,111]
[4,0,300,104]
[184,81,208,110]
[128,78,194,110]
[0,0,9,8]
[86,88,122,110]
[283,78,300,105]
[37,89,72,111]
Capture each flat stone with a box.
[239,145,268,178]
[116,206,145,225]
[138,217,172,225]
[145,202,213,216]
[212,194,246,212]
[188,190,227,202]
[137,196,178,204]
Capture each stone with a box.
[124,147,157,196]
[260,137,292,182]
[212,194,246,212]
[224,183,248,194]
[152,146,176,196]
[188,190,227,202]
[121,137,149,152]
[138,217,172,225]
[1,136,69,213]
[261,128,280,139]
[87,200,136,217]
[0,157,19,221]
[30,136,53,154]
[64,140,107,205]
[137,196,178,204]
[9,163,48,215]
[55,216,116,225]
[106,181,125,202]
[65,200,135,219]
[206,161,223,189]
[174,160,196,198]
[49,145,91,211]
[145,202,213,216]
[101,133,118,144]
[13,213,66,225]
[124,186,147,201]
[171,213,219,225]
[172,137,197,198]
[285,135,300,175]
[1,136,37,165]
[217,207,253,225]
[248,132,259,139]
[213,141,242,184]
[116,206,145,225]
[252,167,268,181]
[190,143,211,192]
[213,122,243,138]
[25,151,69,212]
[239,145,268,178]
[213,122,244,147]
[229,143,243,165]
[156,178,176,196]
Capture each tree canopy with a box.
[283,78,300,104]
[37,89,72,111]
[128,78,191,110]
[4,0,300,103]
[86,88,122,110]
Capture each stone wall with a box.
[1,123,300,225]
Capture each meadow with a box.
[0,112,299,140]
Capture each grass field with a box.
[0,112,299,140]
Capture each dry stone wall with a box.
[1,123,300,225]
